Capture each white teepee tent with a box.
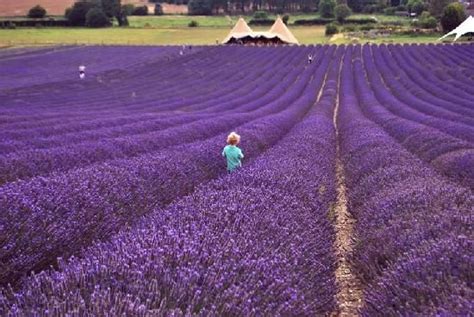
[222,18,254,44]
[438,15,474,41]
[269,16,299,45]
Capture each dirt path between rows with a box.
[331,60,364,316]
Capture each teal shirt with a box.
[222,145,244,172]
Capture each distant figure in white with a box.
[308,54,313,64]
[79,65,86,79]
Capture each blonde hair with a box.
[227,132,241,145]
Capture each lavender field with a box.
[0,43,473,316]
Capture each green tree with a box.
[101,0,121,19]
[347,0,380,12]
[428,0,453,17]
[103,0,129,26]
[154,3,164,15]
[253,10,269,19]
[414,11,437,28]
[325,22,339,35]
[28,5,47,18]
[66,1,97,26]
[132,5,148,15]
[407,0,425,15]
[441,2,466,32]
[188,0,212,15]
[121,4,135,15]
[319,0,336,18]
[85,7,111,27]
[335,3,352,22]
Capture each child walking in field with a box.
[79,65,86,79]
[222,132,244,173]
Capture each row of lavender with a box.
[339,45,473,315]
[0,47,344,314]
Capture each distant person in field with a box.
[79,65,86,79]
[222,132,244,173]
[308,54,313,64]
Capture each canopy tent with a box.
[223,16,299,45]
[438,15,474,41]
[225,33,288,45]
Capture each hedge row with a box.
[0,19,69,28]
[294,17,377,25]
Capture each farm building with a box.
[223,16,299,45]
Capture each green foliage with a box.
[188,20,199,27]
[319,0,336,18]
[253,11,269,19]
[28,5,47,18]
[359,22,376,30]
[428,0,454,17]
[249,11,274,26]
[188,0,212,15]
[407,0,425,15]
[347,0,362,12]
[347,0,383,13]
[397,4,407,11]
[65,7,72,18]
[294,17,335,25]
[345,16,378,23]
[85,7,111,27]
[282,14,290,25]
[440,2,466,32]
[119,14,129,26]
[362,3,387,13]
[66,1,97,26]
[422,17,437,29]
[384,6,397,15]
[335,4,352,23]
[121,4,135,16]
[154,3,163,15]
[6,22,17,29]
[342,23,357,31]
[325,22,339,35]
[132,5,149,16]
[413,11,437,28]
[101,0,121,18]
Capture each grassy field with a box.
[126,14,328,28]
[0,27,446,46]
[0,26,329,46]
[0,14,456,46]
[125,14,412,28]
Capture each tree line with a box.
[20,0,469,33]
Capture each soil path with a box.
[331,59,364,316]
